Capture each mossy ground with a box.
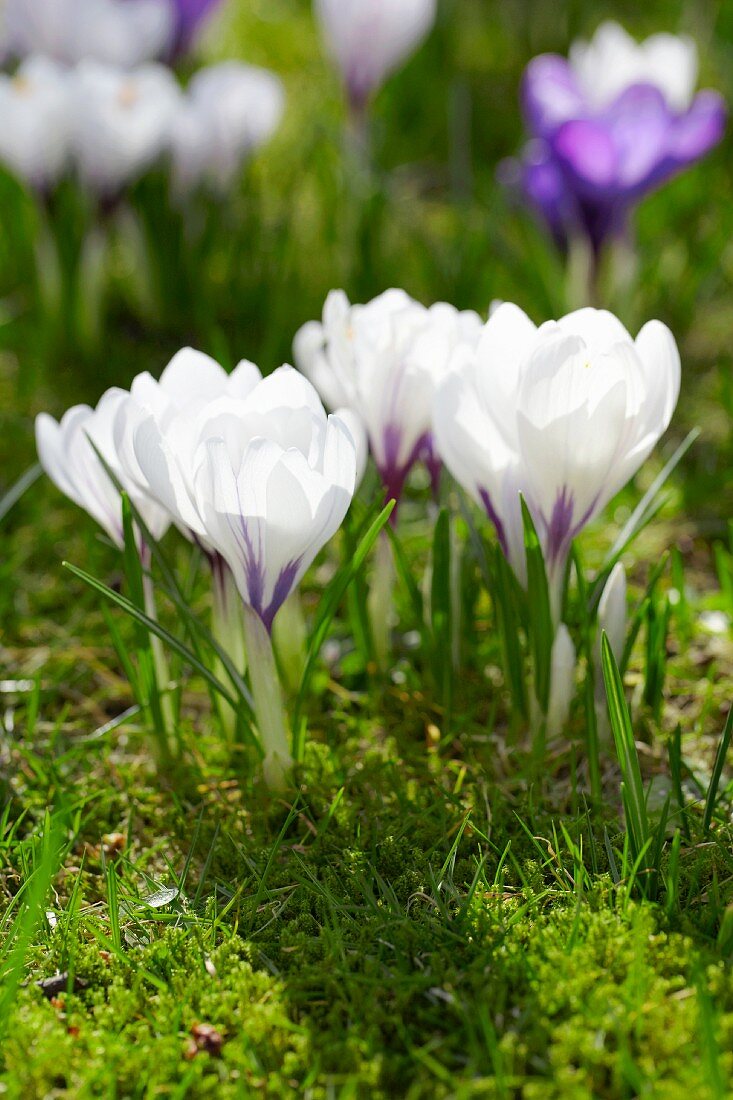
[3,1,733,1096]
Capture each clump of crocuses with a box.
[37,292,684,780]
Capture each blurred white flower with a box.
[4,0,173,68]
[0,55,72,190]
[294,289,482,506]
[71,60,181,194]
[171,62,285,195]
[569,21,698,112]
[434,305,680,608]
[35,391,170,549]
[314,0,437,109]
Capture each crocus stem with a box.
[548,565,565,629]
[368,531,396,670]
[242,605,293,791]
[450,516,462,670]
[211,557,246,674]
[77,227,108,355]
[33,212,63,331]
[272,593,308,695]
[345,100,371,177]
[566,233,596,309]
[211,557,247,741]
[141,568,174,745]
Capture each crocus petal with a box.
[133,414,207,539]
[158,347,230,401]
[193,416,356,631]
[569,21,698,112]
[669,90,727,164]
[522,54,585,138]
[36,392,171,549]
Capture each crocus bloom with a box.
[170,63,285,196]
[35,391,170,549]
[515,22,726,253]
[294,289,482,510]
[71,61,181,195]
[434,304,680,612]
[4,0,173,68]
[314,0,437,112]
[0,56,72,191]
[123,363,357,631]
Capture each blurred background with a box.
[1,0,732,530]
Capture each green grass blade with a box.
[431,508,453,711]
[601,632,649,859]
[63,560,242,708]
[0,463,41,526]
[293,501,394,732]
[592,429,698,605]
[702,705,733,836]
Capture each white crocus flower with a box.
[128,363,357,789]
[0,55,72,190]
[170,62,285,195]
[114,349,360,707]
[294,289,483,508]
[314,0,437,110]
[71,61,181,195]
[434,304,680,613]
[569,21,698,112]
[35,390,170,550]
[127,365,357,632]
[190,366,357,632]
[4,0,173,68]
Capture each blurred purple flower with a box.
[126,0,222,56]
[507,23,726,254]
[171,0,222,51]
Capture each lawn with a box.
[2,1,733,1096]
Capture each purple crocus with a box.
[510,22,726,255]
[125,0,222,56]
[171,0,222,53]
